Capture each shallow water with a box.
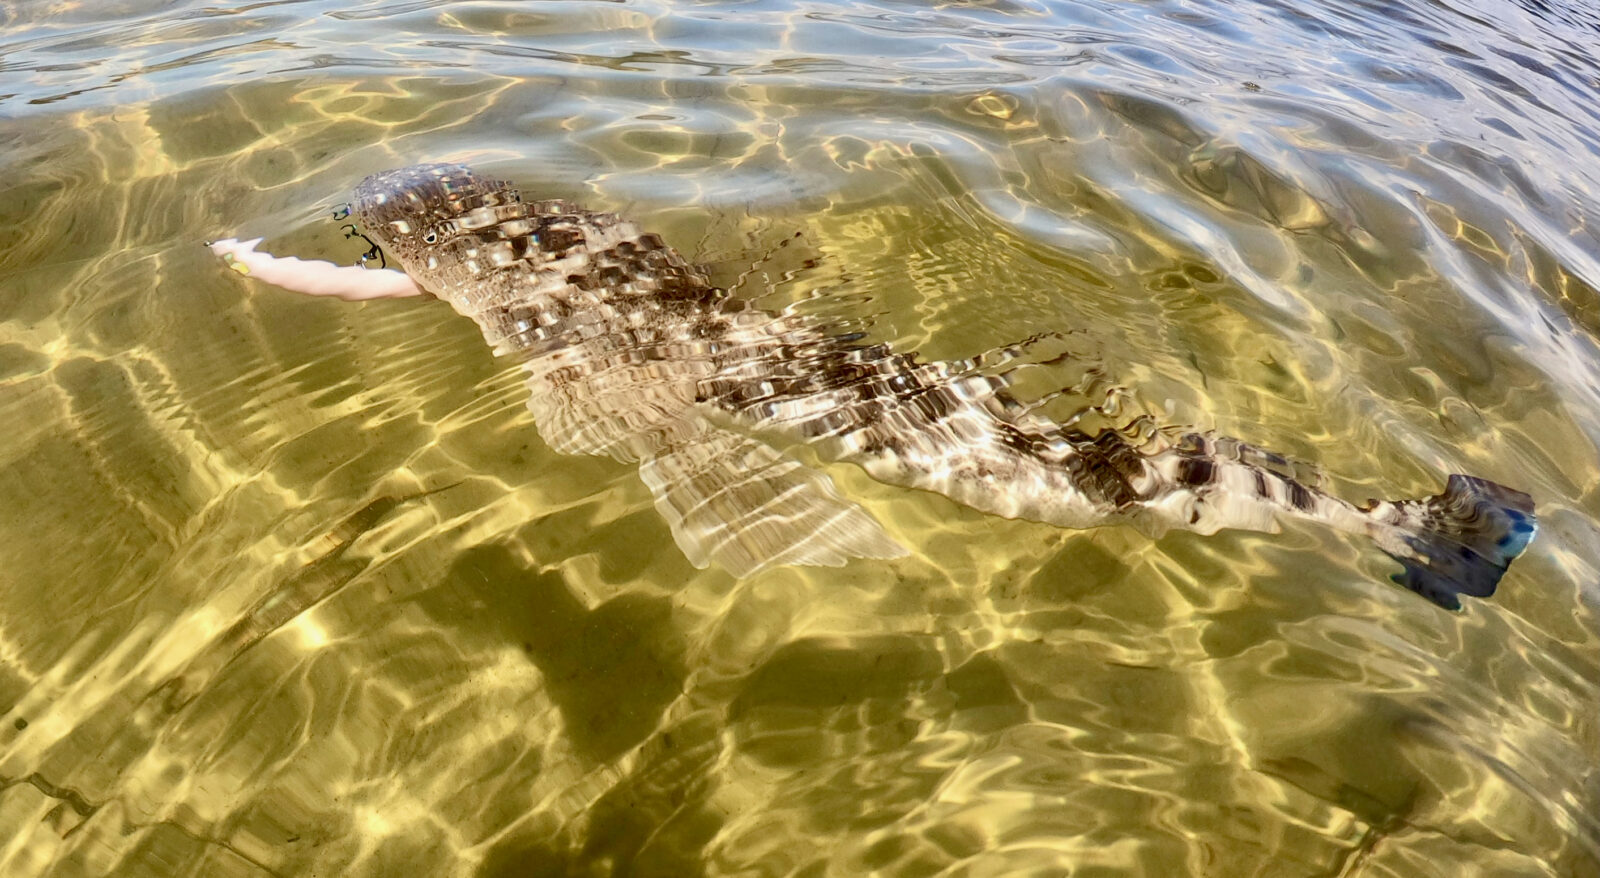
[2,0,1598,875]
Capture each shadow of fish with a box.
[211,163,1536,610]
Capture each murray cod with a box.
[210,163,1536,609]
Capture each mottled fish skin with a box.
[352,163,1535,608]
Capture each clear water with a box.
[1,0,1597,875]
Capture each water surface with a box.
[1,0,1598,875]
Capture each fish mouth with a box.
[325,202,391,269]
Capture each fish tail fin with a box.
[1378,475,1537,610]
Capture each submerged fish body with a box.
[255,162,1535,608]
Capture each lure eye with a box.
[423,231,437,243]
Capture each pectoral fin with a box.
[638,429,906,577]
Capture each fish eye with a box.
[424,231,437,243]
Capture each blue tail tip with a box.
[1388,474,1536,611]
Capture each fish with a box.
[210,162,1537,609]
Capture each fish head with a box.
[352,163,519,290]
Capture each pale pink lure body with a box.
[208,237,422,301]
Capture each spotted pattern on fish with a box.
[352,163,1536,608]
